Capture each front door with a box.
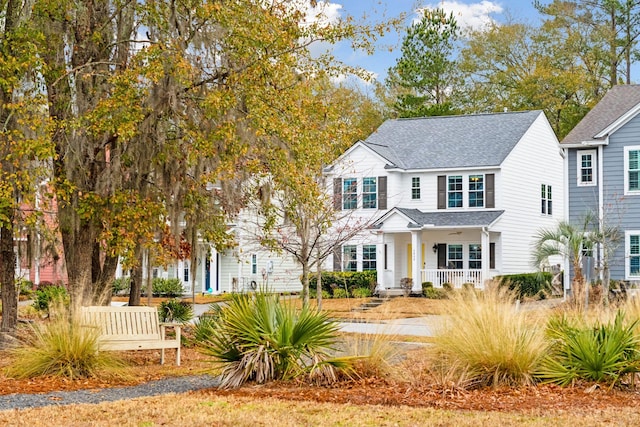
[437,244,447,269]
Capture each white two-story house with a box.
[324,110,564,293]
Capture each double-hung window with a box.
[447,244,463,269]
[468,175,484,207]
[625,147,640,194]
[469,244,482,269]
[362,177,377,209]
[343,245,357,272]
[541,184,552,215]
[411,177,420,200]
[577,150,596,186]
[627,231,640,278]
[448,176,463,208]
[342,178,357,210]
[251,254,257,275]
[362,245,377,271]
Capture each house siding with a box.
[499,113,564,274]
[601,114,640,280]
[567,148,600,224]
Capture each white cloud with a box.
[288,0,343,27]
[418,1,503,31]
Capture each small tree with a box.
[532,218,595,309]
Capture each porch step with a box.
[376,288,409,298]
[351,298,387,312]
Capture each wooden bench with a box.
[81,306,181,366]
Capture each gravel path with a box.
[0,375,220,410]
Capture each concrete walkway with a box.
[337,315,443,337]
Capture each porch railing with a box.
[421,269,484,289]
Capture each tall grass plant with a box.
[432,283,548,387]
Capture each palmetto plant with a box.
[198,292,350,388]
[537,311,640,387]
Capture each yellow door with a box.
[407,243,426,279]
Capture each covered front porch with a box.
[373,208,504,294]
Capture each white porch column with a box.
[411,230,422,292]
[481,228,490,288]
[375,232,385,291]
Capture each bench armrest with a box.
[159,323,182,341]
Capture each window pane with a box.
[343,245,357,272]
[363,245,376,271]
[581,154,593,183]
[448,244,463,269]
[363,177,377,209]
[343,178,357,209]
[412,177,420,200]
[469,175,484,208]
[469,244,482,269]
[631,235,640,255]
[448,176,462,208]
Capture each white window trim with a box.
[468,174,485,208]
[541,184,553,216]
[625,230,640,279]
[445,174,487,210]
[624,146,640,196]
[362,177,377,209]
[577,149,597,187]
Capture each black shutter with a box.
[333,178,342,210]
[437,176,446,209]
[437,244,447,269]
[378,176,387,210]
[333,247,342,272]
[490,242,495,269]
[486,174,495,208]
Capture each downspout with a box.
[598,143,605,280]
[562,147,569,301]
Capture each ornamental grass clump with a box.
[7,302,127,379]
[537,311,640,387]
[199,292,352,389]
[432,283,548,388]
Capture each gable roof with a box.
[561,84,640,146]
[373,208,504,229]
[361,110,543,170]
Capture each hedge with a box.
[496,272,553,299]
[309,271,377,295]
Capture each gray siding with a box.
[567,147,599,224]
[602,114,640,279]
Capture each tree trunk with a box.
[316,246,322,311]
[0,222,17,338]
[128,244,143,306]
[602,264,611,307]
[301,262,310,307]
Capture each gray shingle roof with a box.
[391,208,504,228]
[561,84,640,145]
[362,110,542,169]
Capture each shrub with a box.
[432,283,548,388]
[7,307,126,379]
[309,289,331,300]
[351,287,372,298]
[32,284,69,315]
[423,287,448,299]
[198,292,349,388]
[16,279,34,299]
[111,277,131,295]
[537,311,640,387]
[158,299,194,323]
[309,271,377,295]
[496,272,553,299]
[400,277,413,296]
[150,278,184,297]
[332,288,348,299]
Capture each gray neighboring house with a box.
[325,110,564,293]
[561,84,640,284]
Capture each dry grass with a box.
[3,392,640,426]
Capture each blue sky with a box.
[316,0,547,85]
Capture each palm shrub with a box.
[199,292,350,388]
[537,311,640,387]
[432,283,548,388]
[7,303,126,379]
[332,288,348,299]
[158,299,194,323]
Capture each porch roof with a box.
[374,208,504,229]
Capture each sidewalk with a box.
[337,315,443,337]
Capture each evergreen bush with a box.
[496,272,553,299]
